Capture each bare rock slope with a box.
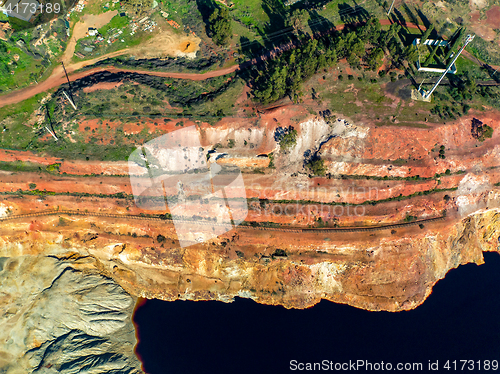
[0,255,143,374]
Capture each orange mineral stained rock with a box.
[0,110,499,312]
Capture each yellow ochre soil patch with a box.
[132,33,200,59]
[178,40,197,53]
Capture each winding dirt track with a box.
[0,20,498,109]
[0,209,446,233]
[0,64,242,109]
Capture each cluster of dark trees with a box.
[431,71,500,119]
[0,41,10,77]
[246,17,418,104]
[208,4,232,45]
[422,26,465,66]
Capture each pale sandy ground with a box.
[0,1,201,107]
[62,10,119,64]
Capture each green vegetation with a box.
[437,145,446,159]
[0,73,245,161]
[404,214,417,222]
[0,189,133,199]
[306,158,326,176]
[287,9,310,32]
[278,128,297,150]
[268,152,275,168]
[420,24,434,45]
[0,17,68,92]
[431,73,500,120]
[247,187,458,207]
[46,163,60,172]
[479,125,494,142]
[424,44,440,66]
[247,18,417,104]
[0,161,44,173]
[98,15,129,35]
[0,93,48,149]
[68,75,242,121]
[208,3,232,45]
[445,27,464,62]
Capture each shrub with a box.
[276,128,298,150]
[306,158,326,176]
[479,125,494,141]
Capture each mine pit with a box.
[178,40,196,53]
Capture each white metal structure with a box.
[62,90,77,110]
[387,0,395,15]
[420,34,475,100]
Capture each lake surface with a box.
[134,252,500,374]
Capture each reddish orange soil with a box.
[486,5,500,28]
[470,11,481,23]
[82,81,123,93]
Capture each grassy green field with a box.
[0,93,49,149]
[0,17,67,93]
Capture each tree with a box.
[208,6,232,45]
[424,44,439,65]
[463,72,477,96]
[387,22,401,40]
[306,158,326,176]
[420,24,434,45]
[403,45,418,63]
[366,47,384,70]
[444,27,464,61]
[347,53,360,69]
[287,9,309,33]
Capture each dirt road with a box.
[0,208,446,233]
[1,19,498,109]
[0,63,241,108]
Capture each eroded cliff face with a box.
[0,108,499,371]
[0,254,143,374]
[0,204,498,313]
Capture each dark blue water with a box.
[134,252,500,374]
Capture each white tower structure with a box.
[420,34,475,100]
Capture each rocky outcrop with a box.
[0,107,499,370]
[0,201,498,312]
[0,254,143,374]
